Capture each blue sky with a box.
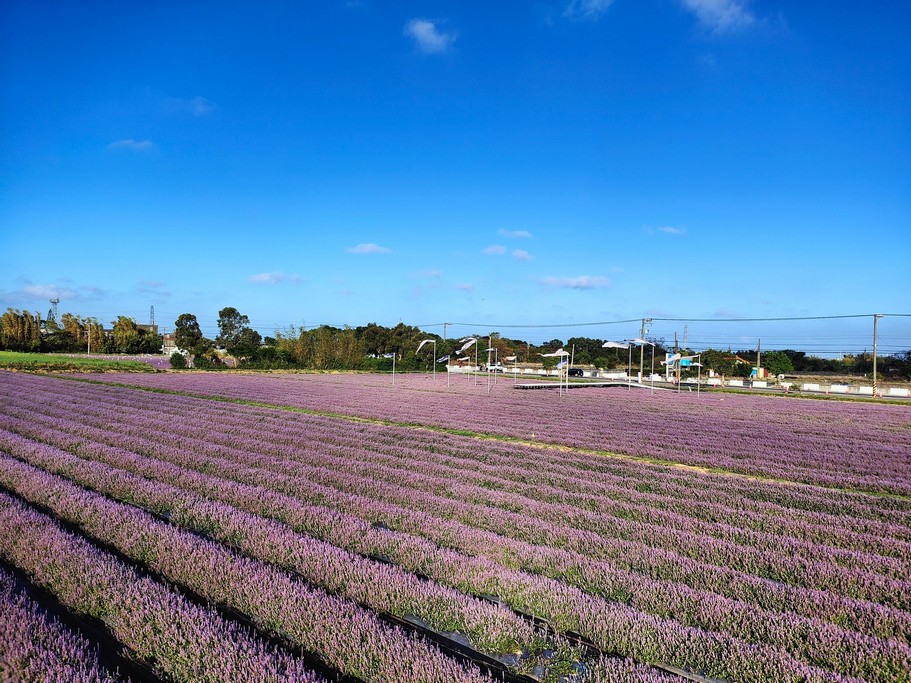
[1,1,909,353]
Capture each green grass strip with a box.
[0,351,155,373]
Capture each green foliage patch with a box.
[0,351,156,373]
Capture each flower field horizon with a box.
[1,369,909,682]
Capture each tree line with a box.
[4,304,908,378]
[0,309,160,354]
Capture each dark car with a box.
[568,368,584,377]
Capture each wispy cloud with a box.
[107,139,155,152]
[346,243,392,254]
[454,283,475,292]
[163,95,218,117]
[563,0,614,21]
[512,249,532,261]
[483,245,507,256]
[136,280,172,297]
[22,284,79,299]
[540,275,610,290]
[404,18,456,54]
[658,226,686,235]
[499,229,533,239]
[681,0,755,33]
[416,269,443,278]
[248,272,301,285]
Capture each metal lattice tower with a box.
[47,298,60,324]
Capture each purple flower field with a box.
[1,370,909,682]
[105,370,911,496]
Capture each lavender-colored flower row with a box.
[0,429,564,668]
[8,379,908,589]
[0,453,493,683]
[13,388,904,611]
[2,424,907,683]
[0,492,323,683]
[30,373,911,543]
[3,373,909,678]
[0,566,122,683]
[3,382,908,640]
[19,373,911,544]
[97,370,911,495]
[0,434,873,683]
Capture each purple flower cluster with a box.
[0,492,323,683]
[0,566,122,683]
[0,452,493,683]
[1,373,908,681]
[100,370,911,495]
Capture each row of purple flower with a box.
[0,373,908,681]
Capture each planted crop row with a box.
[0,492,323,683]
[24,390,902,610]
[0,565,123,683]
[2,426,907,683]
[0,453,494,683]
[15,374,911,541]
[18,374,911,545]
[97,371,911,495]
[5,385,907,600]
[8,404,909,652]
[5,390,910,644]
[0,430,575,670]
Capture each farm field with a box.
[1,370,910,682]
[102,371,911,496]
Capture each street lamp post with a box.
[632,338,656,394]
[541,348,570,397]
[602,341,630,389]
[458,337,478,385]
[417,339,437,380]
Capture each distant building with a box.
[161,332,178,356]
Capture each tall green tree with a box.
[174,313,204,353]
[111,316,140,353]
[216,307,251,351]
[0,309,42,351]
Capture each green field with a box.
[0,351,157,373]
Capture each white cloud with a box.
[107,139,155,152]
[658,226,686,235]
[681,0,755,33]
[512,249,532,261]
[454,282,475,292]
[563,0,614,21]
[137,280,171,297]
[483,245,507,256]
[404,18,456,54]
[416,269,443,278]
[163,95,218,116]
[346,243,392,254]
[540,275,610,290]
[248,272,301,285]
[499,229,533,239]
[21,284,79,299]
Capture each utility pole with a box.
[873,313,882,397]
[639,317,652,381]
[757,338,761,378]
[674,331,680,387]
